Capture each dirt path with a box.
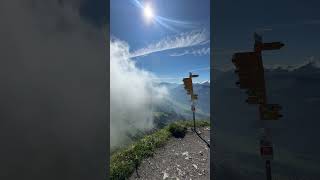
[129,127,210,180]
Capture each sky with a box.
[213,0,320,69]
[84,0,320,80]
[110,0,211,83]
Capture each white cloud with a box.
[170,47,210,57]
[304,19,320,25]
[188,66,211,72]
[130,29,209,58]
[170,50,190,57]
[255,27,273,33]
[110,38,169,149]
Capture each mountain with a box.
[151,80,210,129]
[156,80,210,115]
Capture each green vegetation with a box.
[174,120,210,127]
[168,122,187,138]
[109,120,210,180]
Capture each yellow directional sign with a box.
[262,42,284,50]
[259,104,282,120]
[183,77,193,95]
[191,94,198,100]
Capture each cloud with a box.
[152,77,184,80]
[255,27,273,33]
[130,29,209,58]
[170,47,210,57]
[110,38,168,149]
[213,48,252,55]
[170,51,190,57]
[188,66,211,72]
[255,19,320,32]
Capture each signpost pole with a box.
[192,103,196,132]
[189,72,197,132]
[266,160,272,180]
[233,33,284,180]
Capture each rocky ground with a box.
[129,126,210,180]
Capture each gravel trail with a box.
[129,127,210,180]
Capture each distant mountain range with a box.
[154,80,210,121]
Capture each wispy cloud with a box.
[303,19,320,25]
[170,47,210,57]
[169,51,190,57]
[130,29,209,58]
[213,48,252,55]
[255,27,273,33]
[255,19,320,33]
[188,66,211,72]
[151,77,184,80]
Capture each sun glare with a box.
[143,4,154,21]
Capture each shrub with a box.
[168,122,187,138]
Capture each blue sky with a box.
[213,0,320,69]
[81,0,320,79]
[110,0,210,83]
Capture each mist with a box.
[110,38,168,150]
[0,0,108,179]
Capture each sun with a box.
[143,3,154,21]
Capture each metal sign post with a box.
[182,73,210,148]
[191,103,196,131]
[266,160,272,180]
[232,33,285,180]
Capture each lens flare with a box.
[143,4,154,20]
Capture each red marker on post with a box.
[191,105,196,112]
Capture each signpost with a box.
[183,72,199,131]
[260,128,273,160]
[182,73,210,148]
[232,33,285,180]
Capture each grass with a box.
[109,120,210,180]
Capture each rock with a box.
[192,164,198,169]
[199,151,203,156]
[162,171,169,179]
[182,151,191,159]
[177,167,184,176]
